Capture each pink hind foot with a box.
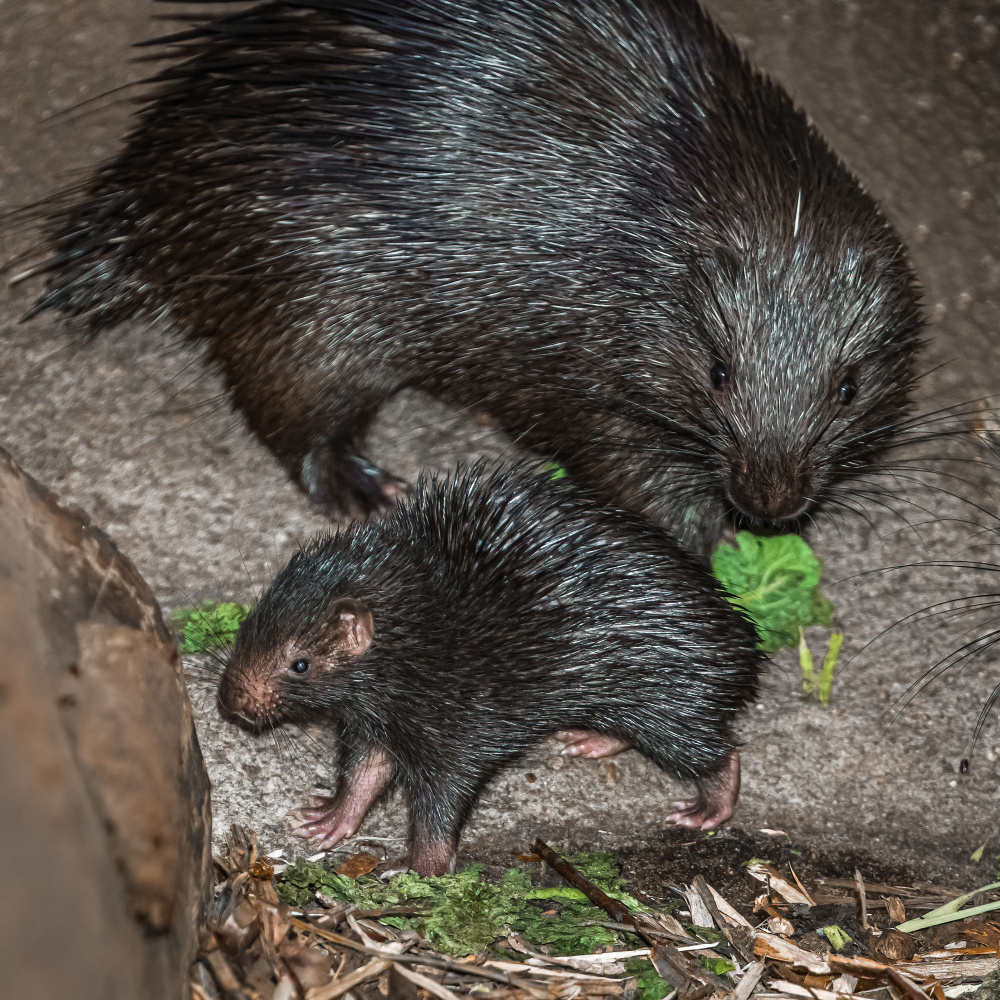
[553,729,631,758]
[665,750,741,830]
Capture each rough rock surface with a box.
[0,446,212,1000]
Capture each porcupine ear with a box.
[329,598,374,657]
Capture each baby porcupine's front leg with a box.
[290,746,394,849]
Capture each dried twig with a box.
[855,869,870,932]
[532,838,730,996]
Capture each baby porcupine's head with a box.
[218,583,374,731]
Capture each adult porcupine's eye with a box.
[290,658,310,674]
[837,377,857,405]
[710,362,728,389]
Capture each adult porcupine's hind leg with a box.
[218,340,405,518]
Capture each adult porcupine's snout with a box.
[727,456,812,524]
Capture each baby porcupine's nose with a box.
[728,460,811,523]
[217,667,274,727]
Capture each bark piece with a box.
[0,445,212,1000]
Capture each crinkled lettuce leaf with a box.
[712,532,834,652]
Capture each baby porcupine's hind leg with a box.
[553,729,631,758]
[290,745,394,849]
[665,750,741,830]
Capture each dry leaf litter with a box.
[191,827,1000,1000]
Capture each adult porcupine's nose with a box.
[728,461,811,523]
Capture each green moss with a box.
[171,601,251,654]
[277,851,653,959]
[626,958,672,1000]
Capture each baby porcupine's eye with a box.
[837,376,858,405]
[710,361,728,390]
[290,658,310,674]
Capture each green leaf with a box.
[821,925,852,951]
[896,881,1000,932]
[171,601,251,654]
[701,956,736,975]
[712,533,835,652]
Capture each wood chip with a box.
[896,958,1000,981]
[685,884,717,930]
[887,898,908,924]
[767,980,858,1000]
[753,931,831,974]
[705,883,756,928]
[830,974,858,994]
[764,915,796,937]
[695,877,756,963]
[729,961,766,1000]
[747,864,815,908]
[334,851,381,879]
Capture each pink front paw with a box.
[553,729,631,758]
[288,796,359,848]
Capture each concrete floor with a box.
[1,0,999,884]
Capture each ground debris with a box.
[191,828,1000,1000]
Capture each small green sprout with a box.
[821,925,852,950]
[798,628,844,706]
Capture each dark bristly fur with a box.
[25,0,923,554]
[218,464,764,872]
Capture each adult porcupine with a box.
[25,0,923,555]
